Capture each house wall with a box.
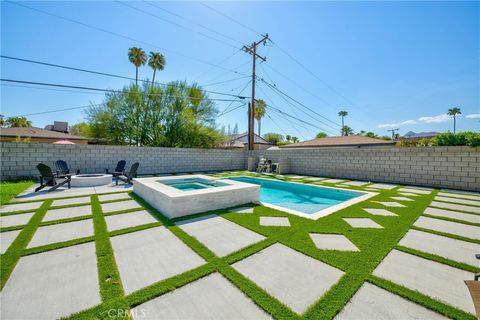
[1,142,478,192]
[0,137,88,144]
[248,146,480,192]
[0,142,245,181]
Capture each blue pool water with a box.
[228,176,364,214]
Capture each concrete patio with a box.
[0,172,478,319]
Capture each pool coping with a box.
[224,176,378,220]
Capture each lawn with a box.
[0,172,477,319]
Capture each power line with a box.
[1,83,105,95]
[143,1,243,46]
[116,1,240,50]
[217,103,246,117]
[6,103,105,118]
[202,76,250,87]
[265,111,289,137]
[267,104,336,134]
[7,1,248,76]
[256,84,309,138]
[0,58,250,99]
[0,79,246,102]
[218,79,252,116]
[257,79,337,133]
[271,39,356,107]
[200,3,262,37]
[258,76,341,129]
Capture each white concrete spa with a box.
[133,175,259,219]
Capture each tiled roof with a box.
[280,136,395,148]
[0,127,87,140]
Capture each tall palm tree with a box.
[254,99,266,136]
[148,52,166,85]
[128,47,147,86]
[338,110,348,135]
[447,107,461,133]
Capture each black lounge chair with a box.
[106,160,126,177]
[116,162,139,185]
[35,163,72,192]
[55,160,80,177]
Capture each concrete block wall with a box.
[249,146,480,192]
[1,143,478,191]
[0,143,245,180]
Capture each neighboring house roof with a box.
[279,136,395,148]
[0,127,87,141]
[403,131,439,139]
[226,132,273,146]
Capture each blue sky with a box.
[1,1,479,139]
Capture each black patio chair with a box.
[106,160,126,177]
[35,163,72,192]
[55,160,80,177]
[116,162,139,185]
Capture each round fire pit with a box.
[71,174,112,187]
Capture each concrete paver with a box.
[0,242,100,319]
[373,250,475,314]
[309,233,359,251]
[110,227,205,294]
[131,273,271,320]
[177,215,265,257]
[232,243,344,314]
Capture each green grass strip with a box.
[0,199,51,289]
[91,195,127,302]
[395,245,480,273]
[422,213,480,227]
[369,275,475,320]
[412,226,480,244]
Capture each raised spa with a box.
[133,175,259,219]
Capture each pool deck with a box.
[1,171,479,319]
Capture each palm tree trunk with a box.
[152,69,156,86]
[341,117,344,136]
[135,67,138,86]
[453,115,456,133]
[258,119,261,136]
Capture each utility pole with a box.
[387,128,399,140]
[243,34,269,150]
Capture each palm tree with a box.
[341,125,353,136]
[285,134,291,142]
[291,136,299,143]
[254,99,266,136]
[447,107,461,133]
[148,52,166,85]
[128,47,147,86]
[338,110,348,135]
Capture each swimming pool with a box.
[227,176,376,219]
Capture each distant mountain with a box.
[403,131,439,138]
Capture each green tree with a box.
[285,134,292,142]
[316,132,328,138]
[254,99,266,136]
[5,116,32,128]
[87,81,221,148]
[447,107,461,133]
[70,122,91,137]
[291,136,299,143]
[341,125,353,136]
[148,52,166,85]
[338,110,348,135]
[263,132,284,145]
[128,47,147,86]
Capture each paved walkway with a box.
[1,181,478,319]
